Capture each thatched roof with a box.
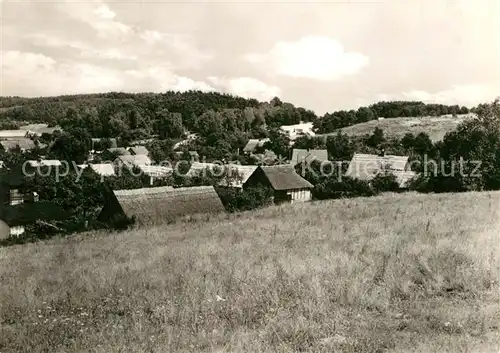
[259,165,313,191]
[344,153,411,187]
[0,202,69,227]
[291,149,328,165]
[113,185,225,224]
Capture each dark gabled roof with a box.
[112,185,225,224]
[0,202,69,227]
[258,165,313,191]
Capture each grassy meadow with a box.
[0,191,499,353]
[319,114,475,142]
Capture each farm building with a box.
[114,155,152,170]
[280,122,315,141]
[20,124,62,136]
[78,163,116,177]
[186,162,224,178]
[97,185,225,225]
[0,138,36,152]
[0,168,27,206]
[107,147,130,156]
[128,146,149,156]
[137,165,173,185]
[0,130,30,139]
[244,165,313,204]
[243,138,270,154]
[218,165,258,188]
[344,153,417,188]
[0,201,68,240]
[290,149,328,166]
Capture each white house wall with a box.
[287,189,312,203]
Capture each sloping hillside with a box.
[319,114,476,142]
[0,191,498,353]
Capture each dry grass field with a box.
[319,114,476,142]
[0,191,499,353]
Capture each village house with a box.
[344,153,417,188]
[113,154,152,170]
[137,165,173,185]
[243,138,270,154]
[20,124,62,136]
[218,165,258,189]
[244,165,314,204]
[107,147,130,156]
[0,201,68,240]
[280,122,315,141]
[97,185,225,226]
[0,138,37,152]
[290,149,328,166]
[0,130,31,139]
[128,146,150,156]
[78,163,116,177]
[185,162,223,178]
[0,169,67,239]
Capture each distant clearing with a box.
[0,191,499,352]
[319,114,476,142]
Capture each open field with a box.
[318,114,476,142]
[1,191,499,353]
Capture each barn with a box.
[244,165,313,204]
[98,185,226,226]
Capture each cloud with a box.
[54,2,132,39]
[401,85,499,106]
[244,35,369,81]
[1,50,215,96]
[208,76,281,101]
[29,34,137,61]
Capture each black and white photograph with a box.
[0,0,499,352]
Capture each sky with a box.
[1,0,499,115]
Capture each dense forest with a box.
[0,91,472,161]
